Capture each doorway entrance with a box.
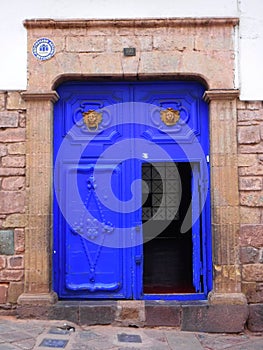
[53,81,212,300]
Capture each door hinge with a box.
[206,155,210,163]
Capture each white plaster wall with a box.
[0,0,262,100]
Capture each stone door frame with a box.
[18,18,246,306]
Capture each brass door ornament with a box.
[83,110,102,131]
[160,108,180,126]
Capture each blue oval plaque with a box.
[32,37,55,61]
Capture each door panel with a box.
[53,81,211,300]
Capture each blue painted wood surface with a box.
[53,81,212,300]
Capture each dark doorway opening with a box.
[142,162,194,294]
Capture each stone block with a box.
[0,269,23,281]
[7,142,25,155]
[3,214,26,228]
[79,301,117,325]
[247,304,263,332]
[116,300,145,326]
[0,230,14,255]
[0,256,6,269]
[238,126,261,144]
[145,301,181,327]
[14,229,25,253]
[49,301,79,324]
[242,282,263,303]
[2,177,25,191]
[240,225,263,247]
[240,207,261,224]
[7,281,24,303]
[17,305,50,320]
[19,114,26,128]
[238,154,258,167]
[7,92,26,110]
[0,191,25,214]
[246,102,263,110]
[153,35,193,51]
[242,264,263,282]
[0,284,8,303]
[0,128,25,142]
[181,304,248,333]
[2,155,25,168]
[240,192,263,207]
[106,36,152,52]
[0,144,7,157]
[239,177,262,191]
[0,168,25,176]
[0,92,6,111]
[240,247,260,264]
[238,110,263,122]
[7,256,23,269]
[66,36,105,52]
[0,112,19,128]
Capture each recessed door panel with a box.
[53,81,211,300]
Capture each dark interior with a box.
[143,162,195,294]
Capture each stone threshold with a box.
[16,300,249,333]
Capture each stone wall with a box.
[238,101,263,331]
[0,91,26,306]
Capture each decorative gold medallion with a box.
[82,110,102,131]
[160,108,180,126]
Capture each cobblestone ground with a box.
[0,317,262,350]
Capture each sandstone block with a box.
[247,304,263,332]
[240,225,263,247]
[239,177,262,191]
[7,256,24,269]
[238,126,260,144]
[238,154,258,167]
[153,35,193,51]
[0,128,25,142]
[238,110,263,121]
[0,191,25,214]
[0,256,6,269]
[242,264,263,282]
[3,214,27,228]
[2,177,25,191]
[14,228,25,253]
[66,36,105,52]
[246,102,263,110]
[19,114,26,128]
[7,281,24,304]
[0,168,25,176]
[240,207,261,224]
[0,284,8,303]
[0,92,6,111]
[7,142,25,155]
[2,155,25,168]
[7,92,26,110]
[0,269,23,281]
[0,112,19,128]
[240,192,263,207]
[0,144,7,157]
[240,247,259,264]
[106,36,152,52]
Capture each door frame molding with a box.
[18,17,246,307]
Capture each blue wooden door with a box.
[53,81,211,300]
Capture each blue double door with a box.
[53,81,212,300]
